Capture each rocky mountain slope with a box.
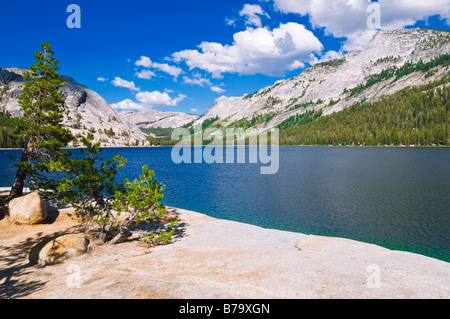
[0,68,148,147]
[196,28,450,131]
[1,28,448,147]
[120,109,198,129]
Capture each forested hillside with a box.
[278,76,449,146]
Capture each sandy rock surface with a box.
[0,201,449,299]
[37,234,90,265]
[8,192,48,225]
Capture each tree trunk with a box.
[108,226,132,245]
[9,147,31,200]
[108,210,138,245]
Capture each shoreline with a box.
[1,144,450,151]
[1,187,448,263]
[0,198,449,298]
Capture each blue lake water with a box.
[1,146,449,262]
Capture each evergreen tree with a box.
[52,133,170,244]
[9,42,73,199]
[2,43,177,247]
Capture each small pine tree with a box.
[54,133,170,244]
[9,42,73,199]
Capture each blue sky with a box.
[1,0,449,115]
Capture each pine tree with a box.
[9,42,73,199]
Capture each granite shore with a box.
[0,194,449,299]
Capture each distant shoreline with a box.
[1,144,449,151]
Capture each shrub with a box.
[53,133,175,245]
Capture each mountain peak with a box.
[0,68,148,147]
[121,108,199,129]
[195,28,450,131]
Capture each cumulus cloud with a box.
[135,69,156,80]
[225,17,237,27]
[182,73,212,87]
[307,49,345,66]
[210,86,226,94]
[111,77,140,92]
[182,72,227,94]
[239,4,270,28]
[342,29,378,52]
[319,50,341,62]
[136,90,187,107]
[111,90,187,111]
[214,95,228,103]
[172,22,323,78]
[97,77,108,82]
[269,0,450,50]
[135,56,152,68]
[153,62,184,79]
[111,99,145,111]
[135,56,184,79]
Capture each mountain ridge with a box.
[1,28,449,148]
[0,68,148,147]
[120,109,199,130]
[195,28,450,132]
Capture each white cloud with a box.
[239,4,270,28]
[380,0,450,28]
[307,53,319,66]
[288,60,305,70]
[135,69,156,80]
[136,90,187,107]
[153,62,184,78]
[183,72,227,93]
[210,86,226,94]
[182,73,212,87]
[97,77,108,82]
[308,49,344,66]
[172,22,323,78]
[342,29,378,52]
[320,50,341,62]
[269,0,450,50]
[190,108,199,113]
[135,56,184,79]
[111,77,140,92]
[214,95,228,103]
[135,56,152,68]
[225,17,237,26]
[111,90,187,111]
[111,99,145,111]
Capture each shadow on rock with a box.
[0,226,87,298]
[0,234,47,298]
[126,207,188,243]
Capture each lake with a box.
[1,146,449,262]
